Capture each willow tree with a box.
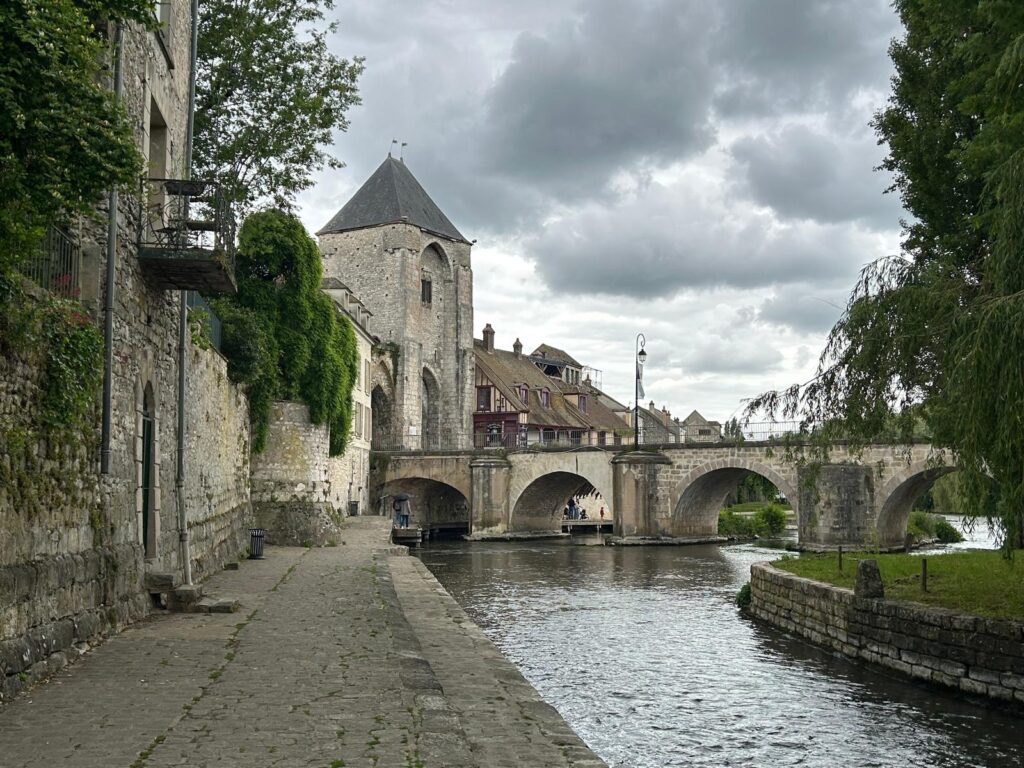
[747,1,1024,548]
[212,211,358,454]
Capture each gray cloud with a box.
[730,125,901,226]
[757,285,848,334]
[480,0,718,197]
[712,0,899,117]
[528,182,873,298]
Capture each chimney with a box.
[513,338,522,357]
[649,400,656,412]
[483,323,495,352]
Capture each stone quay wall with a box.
[251,401,344,546]
[749,562,1024,705]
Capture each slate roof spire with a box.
[318,156,469,244]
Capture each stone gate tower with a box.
[318,157,474,450]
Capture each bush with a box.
[907,510,965,544]
[719,509,756,538]
[753,503,787,537]
[934,516,965,544]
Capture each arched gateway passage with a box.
[381,477,469,537]
[510,471,609,533]
[671,461,799,538]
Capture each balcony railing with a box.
[137,177,236,294]
[19,225,81,299]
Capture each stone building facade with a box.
[322,279,375,516]
[1,2,251,701]
[318,157,474,451]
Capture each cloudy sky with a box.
[296,0,906,425]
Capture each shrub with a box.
[719,509,756,538]
[753,503,787,537]
[908,509,937,540]
[934,516,965,544]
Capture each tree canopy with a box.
[212,210,357,454]
[194,0,363,213]
[0,0,153,272]
[747,1,1024,548]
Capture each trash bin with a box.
[249,528,266,560]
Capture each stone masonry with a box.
[320,185,475,451]
[750,562,1024,706]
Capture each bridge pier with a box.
[468,456,512,537]
[797,464,877,549]
[611,452,673,538]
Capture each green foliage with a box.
[718,509,756,538]
[1,277,103,433]
[188,308,212,350]
[736,474,779,504]
[754,503,787,538]
[908,510,964,544]
[736,582,752,610]
[212,211,357,454]
[0,0,152,271]
[194,0,363,213]
[745,2,1024,550]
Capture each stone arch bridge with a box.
[373,442,950,550]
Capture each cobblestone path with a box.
[0,519,606,767]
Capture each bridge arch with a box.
[508,453,614,534]
[380,476,470,534]
[876,460,958,546]
[671,459,800,538]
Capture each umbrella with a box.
[392,493,411,501]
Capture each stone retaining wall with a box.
[750,562,1024,705]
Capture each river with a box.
[415,521,1024,768]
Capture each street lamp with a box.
[635,334,647,448]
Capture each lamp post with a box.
[634,333,647,448]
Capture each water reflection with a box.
[417,534,1022,768]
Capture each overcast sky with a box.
[296,0,906,425]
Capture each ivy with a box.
[0,275,103,434]
[0,0,154,271]
[212,211,358,455]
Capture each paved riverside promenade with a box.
[0,519,605,767]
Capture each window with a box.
[421,278,432,304]
[364,360,370,393]
[540,389,550,408]
[598,431,606,446]
[578,395,587,413]
[477,386,491,411]
[356,354,362,391]
[518,385,528,403]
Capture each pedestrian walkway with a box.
[0,518,606,767]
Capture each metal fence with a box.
[18,225,81,299]
[139,177,235,261]
[369,422,810,453]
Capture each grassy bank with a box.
[774,550,1024,620]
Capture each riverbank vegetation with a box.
[776,550,1024,620]
[719,503,788,539]
[907,511,964,544]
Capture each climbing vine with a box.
[212,210,358,454]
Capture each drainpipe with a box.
[101,24,125,475]
[175,0,201,586]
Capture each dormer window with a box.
[518,385,528,403]
[540,389,550,408]
[579,395,587,413]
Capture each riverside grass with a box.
[775,550,1024,620]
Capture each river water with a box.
[416,525,1024,768]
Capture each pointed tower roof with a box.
[318,156,469,243]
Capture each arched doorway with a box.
[421,368,441,449]
[371,384,393,450]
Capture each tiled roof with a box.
[475,339,629,433]
[318,157,469,244]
